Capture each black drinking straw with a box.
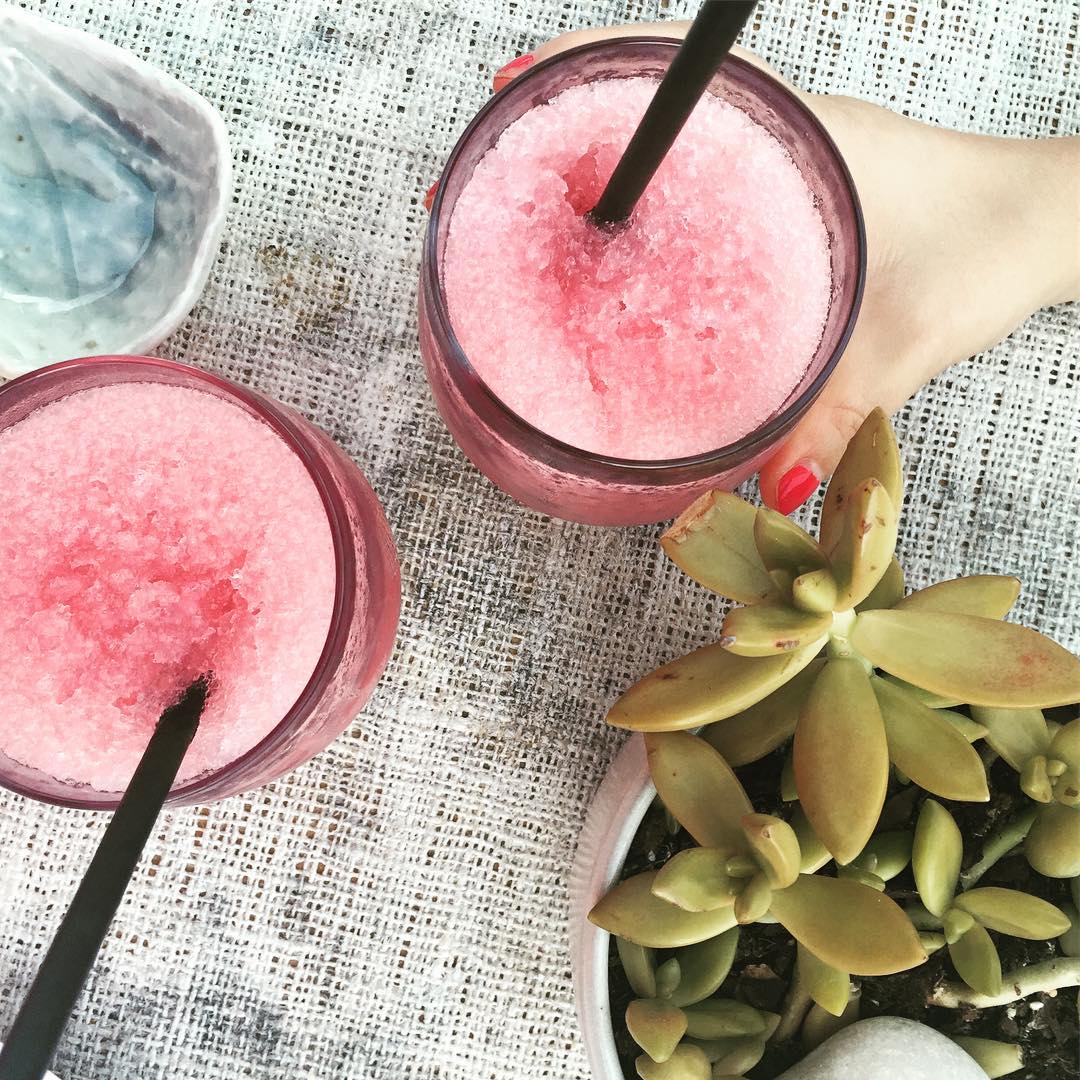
[588,0,759,226]
[0,676,211,1080]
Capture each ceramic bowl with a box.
[0,9,231,377]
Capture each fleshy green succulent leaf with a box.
[969,706,1052,771]
[609,642,822,732]
[895,575,1021,619]
[794,659,889,865]
[769,568,796,599]
[919,932,947,955]
[720,603,832,658]
[700,1033,768,1074]
[953,887,1071,939]
[626,998,687,1064]
[652,849,738,912]
[753,507,829,576]
[681,999,768,1039]
[854,830,912,882]
[682,1045,743,1071]
[668,928,740,1008]
[948,921,1002,997]
[646,733,753,851]
[661,492,777,605]
[635,1044,712,1080]
[950,1036,1023,1079]
[800,992,861,1054]
[617,938,658,999]
[913,799,962,917]
[1055,779,1080,809]
[590,872,739,948]
[768,874,927,975]
[725,855,758,879]
[851,610,1080,708]
[872,676,989,802]
[943,908,976,945]
[1020,755,1053,803]
[1025,802,1080,878]
[941,710,989,743]
[828,479,900,610]
[797,942,851,1016]
[733,871,773,925]
[702,660,825,767]
[740,814,801,888]
[681,1039,735,1067]
[655,958,682,999]
[819,408,902,553]
[856,557,904,613]
[1048,719,1080,806]
[881,674,963,709]
[791,568,840,615]
[837,865,886,891]
[780,750,798,802]
[790,805,832,873]
[1049,717,1080,768]
[1058,903,1080,958]
[758,1011,781,1041]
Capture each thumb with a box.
[760,311,952,515]
[758,353,893,516]
[758,390,873,517]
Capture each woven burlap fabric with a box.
[1,1,1077,1077]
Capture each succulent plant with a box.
[591,410,1079,1077]
[593,732,925,971]
[590,731,927,1076]
[910,798,1069,996]
[970,709,1080,878]
[607,408,1080,866]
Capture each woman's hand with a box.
[493,24,1080,514]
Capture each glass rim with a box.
[423,37,867,474]
[0,354,356,810]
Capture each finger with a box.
[757,327,945,515]
[758,381,879,517]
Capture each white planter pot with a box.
[569,734,654,1080]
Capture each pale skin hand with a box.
[496,24,1080,514]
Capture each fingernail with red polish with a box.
[776,464,820,516]
[423,182,438,212]
[492,53,535,92]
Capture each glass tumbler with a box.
[0,355,401,809]
[419,38,865,526]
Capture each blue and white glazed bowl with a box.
[0,8,230,376]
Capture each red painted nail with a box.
[492,53,535,92]
[423,181,438,212]
[776,464,820,516]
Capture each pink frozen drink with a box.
[0,380,336,792]
[444,76,831,460]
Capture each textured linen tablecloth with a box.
[1,1,1077,1077]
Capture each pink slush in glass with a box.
[419,38,865,526]
[0,355,400,809]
